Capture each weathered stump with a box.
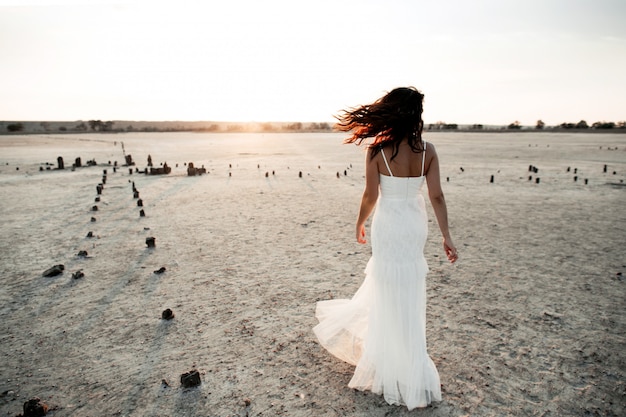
[23,397,48,417]
[180,370,201,388]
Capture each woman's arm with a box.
[356,148,380,243]
[425,143,458,263]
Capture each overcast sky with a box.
[1,0,625,125]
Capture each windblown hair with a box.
[335,87,425,160]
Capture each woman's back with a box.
[378,141,428,178]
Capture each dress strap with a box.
[381,147,393,177]
[421,142,427,176]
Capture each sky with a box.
[1,0,625,126]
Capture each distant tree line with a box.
[533,119,625,130]
[4,119,624,133]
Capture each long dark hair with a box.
[335,87,425,160]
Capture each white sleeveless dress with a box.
[313,144,441,410]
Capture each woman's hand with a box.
[443,237,458,263]
[356,223,367,244]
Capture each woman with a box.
[313,87,458,410]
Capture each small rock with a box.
[180,369,201,388]
[146,237,156,248]
[43,264,64,277]
[77,250,88,257]
[90,217,96,222]
[154,267,166,274]
[86,231,93,238]
[72,270,84,279]
[244,398,251,406]
[162,309,174,320]
[23,397,48,417]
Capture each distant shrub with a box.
[592,121,615,129]
[7,123,24,132]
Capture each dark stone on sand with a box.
[265,172,268,177]
[95,196,100,202]
[91,217,96,222]
[137,199,143,207]
[336,172,340,178]
[134,191,139,199]
[91,205,98,211]
[72,270,84,279]
[129,168,133,175]
[490,175,494,183]
[528,175,532,181]
[96,185,102,195]
[146,237,156,248]
[140,209,145,217]
[39,167,43,171]
[585,178,588,184]
[180,369,201,388]
[57,156,64,170]
[344,170,347,176]
[574,176,578,182]
[299,171,302,178]
[102,176,106,184]
[604,164,607,173]
[535,178,540,184]
[23,397,48,417]
[75,157,81,168]
[154,267,166,274]
[86,231,93,238]
[43,264,64,277]
[162,308,174,320]
[77,250,88,257]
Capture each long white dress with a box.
[313,144,441,410]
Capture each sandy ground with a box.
[0,131,624,417]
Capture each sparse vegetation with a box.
[1,119,624,135]
[6,123,24,132]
